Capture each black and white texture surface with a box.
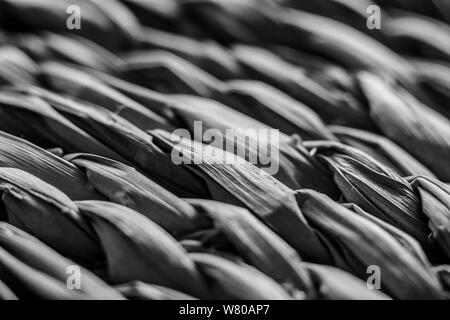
[0,0,449,300]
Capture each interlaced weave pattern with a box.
[0,0,449,300]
